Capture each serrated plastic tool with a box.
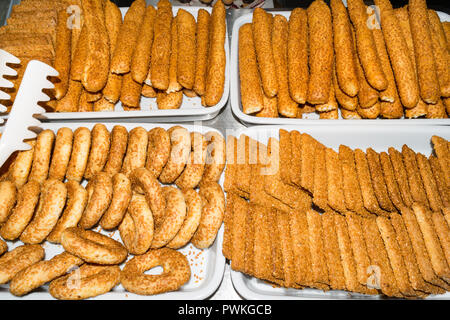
[0,58,58,167]
[0,48,21,123]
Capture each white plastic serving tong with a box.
[0,48,20,123]
[0,59,58,167]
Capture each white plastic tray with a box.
[2,6,230,122]
[229,124,450,299]
[0,122,226,300]
[230,10,450,126]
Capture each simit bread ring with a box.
[28,129,55,184]
[159,126,191,184]
[121,127,148,177]
[175,132,208,190]
[61,227,128,265]
[167,189,203,249]
[10,252,83,297]
[66,127,91,182]
[119,194,154,255]
[130,168,166,226]
[99,173,132,230]
[0,239,7,256]
[151,186,187,249]
[49,264,121,300]
[79,172,113,229]
[0,181,40,240]
[0,244,44,284]
[120,248,190,295]
[0,181,17,223]
[201,131,226,184]
[48,127,73,181]
[191,181,225,249]
[103,125,129,177]
[8,140,35,188]
[20,179,67,244]
[145,127,171,178]
[47,181,88,244]
[84,124,111,180]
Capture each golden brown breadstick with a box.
[431,135,449,187]
[193,9,210,96]
[402,145,429,207]
[81,0,110,93]
[330,0,359,98]
[300,133,317,194]
[28,130,55,184]
[77,90,93,112]
[376,3,419,108]
[255,94,278,117]
[130,5,156,84]
[275,209,296,286]
[325,148,346,213]
[53,9,71,100]
[102,74,123,104]
[110,0,146,75]
[428,155,449,207]
[252,8,277,98]
[289,131,302,188]
[141,84,156,98]
[347,0,387,91]
[204,1,226,107]
[48,128,73,181]
[55,80,82,112]
[416,153,443,212]
[356,101,381,119]
[426,99,447,119]
[306,0,333,105]
[306,210,329,290]
[428,10,450,97]
[341,108,362,119]
[66,127,91,182]
[150,0,172,90]
[289,210,313,286]
[287,8,309,104]
[238,23,264,114]
[156,91,183,109]
[93,97,115,112]
[408,0,440,104]
[252,204,274,282]
[166,16,182,94]
[315,76,338,113]
[312,144,328,211]
[70,24,87,81]
[103,125,128,177]
[379,151,405,211]
[333,65,358,111]
[119,72,142,108]
[230,196,249,273]
[431,211,450,267]
[388,147,414,207]
[372,28,396,103]
[176,9,196,90]
[272,15,298,117]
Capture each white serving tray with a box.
[229,124,450,300]
[0,122,226,300]
[1,6,230,122]
[230,9,450,126]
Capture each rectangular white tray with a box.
[230,9,450,126]
[0,122,226,300]
[2,5,230,122]
[229,124,450,299]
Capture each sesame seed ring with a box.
[0,244,44,284]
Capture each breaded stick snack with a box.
[347,0,387,91]
[222,193,235,260]
[376,216,417,297]
[379,152,405,211]
[388,147,414,207]
[156,91,183,110]
[357,101,381,119]
[150,0,172,90]
[289,210,313,287]
[81,0,110,93]
[230,196,249,273]
[306,210,329,290]
[272,15,298,117]
[55,80,82,112]
[300,133,317,194]
[330,0,359,98]
[431,211,450,267]
[176,9,196,90]
[70,25,87,81]
[119,72,143,108]
[375,1,418,108]
[130,5,156,84]
[312,145,328,211]
[287,8,309,104]
[193,9,210,96]
[252,8,277,98]
[428,155,449,207]
[252,204,274,282]
[204,1,226,106]
[238,24,263,114]
[322,211,346,291]
[110,0,146,75]
[289,131,302,188]
[256,95,278,118]
[333,65,358,111]
[428,10,450,98]
[416,153,443,212]
[306,0,333,105]
[279,129,292,185]
[431,135,449,188]
[408,0,440,104]
[53,9,71,100]
[402,145,429,207]
[167,19,181,94]
[276,210,297,287]
[243,203,255,276]
[412,203,450,284]
[325,148,346,213]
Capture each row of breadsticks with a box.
[224,130,449,219]
[53,0,226,112]
[223,197,450,298]
[239,0,450,119]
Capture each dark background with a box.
[112,0,449,13]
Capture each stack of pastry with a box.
[0,124,226,299]
[223,129,450,298]
[0,0,227,112]
[239,0,450,119]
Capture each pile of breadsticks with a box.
[239,0,450,119]
[53,0,226,112]
[223,130,450,298]
[0,124,226,299]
